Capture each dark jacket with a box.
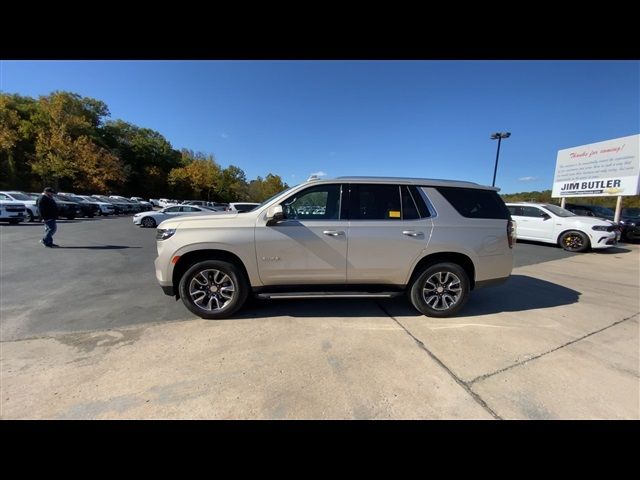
[37,194,58,220]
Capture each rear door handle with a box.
[323,230,345,236]
[402,231,424,237]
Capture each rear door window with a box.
[350,184,402,220]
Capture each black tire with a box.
[559,230,590,252]
[408,262,470,318]
[26,210,34,222]
[141,216,156,228]
[178,260,249,319]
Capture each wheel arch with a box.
[172,249,251,298]
[408,252,476,290]
[556,228,590,246]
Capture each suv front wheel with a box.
[409,262,470,318]
[179,260,248,319]
[559,230,590,252]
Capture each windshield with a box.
[623,208,640,217]
[257,186,295,208]
[7,192,32,200]
[543,204,575,217]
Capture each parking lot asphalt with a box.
[1,217,638,419]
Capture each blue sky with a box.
[1,60,638,194]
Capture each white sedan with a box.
[133,205,215,228]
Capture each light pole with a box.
[490,132,511,187]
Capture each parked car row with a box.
[0,198,27,224]
[132,201,261,228]
[0,190,157,223]
[134,204,226,228]
[563,203,640,241]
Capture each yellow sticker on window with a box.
[388,210,401,218]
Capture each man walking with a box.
[37,187,59,248]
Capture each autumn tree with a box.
[0,95,22,188]
[0,90,296,202]
[28,91,119,191]
[168,155,221,200]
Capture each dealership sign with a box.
[552,134,639,198]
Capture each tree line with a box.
[3,91,637,207]
[0,91,288,202]
[501,190,640,208]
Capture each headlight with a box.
[156,228,176,240]
[592,225,610,231]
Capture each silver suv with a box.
[155,177,515,319]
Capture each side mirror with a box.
[541,213,551,220]
[266,205,284,225]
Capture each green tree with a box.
[246,173,289,202]
[261,173,288,200]
[216,165,248,202]
[0,94,39,190]
[100,120,181,196]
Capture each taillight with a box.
[507,219,515,249]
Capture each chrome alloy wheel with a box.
[188,269,236,312]
[422,271,462,311]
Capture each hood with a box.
[158,212,240,229]
[569,216,615,227]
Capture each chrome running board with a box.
[256,292,402,299]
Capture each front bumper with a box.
[591,231,618,248]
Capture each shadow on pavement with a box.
[229,274,580,320]
[592,246,632,254]
[235,298,391,319]
[376,274,580,318]
[58,245,142,249]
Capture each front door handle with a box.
[402,231,424,237]
[323,230,345,236]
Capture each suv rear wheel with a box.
[179,260,248,319]
[409,262,470,317]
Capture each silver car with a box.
[134,204,214,228]
[155,177,515,319]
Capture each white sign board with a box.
[552,134,639,198]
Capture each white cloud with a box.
[220,133,229,139]
[310,171,327,177]
[518,176,537,182]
